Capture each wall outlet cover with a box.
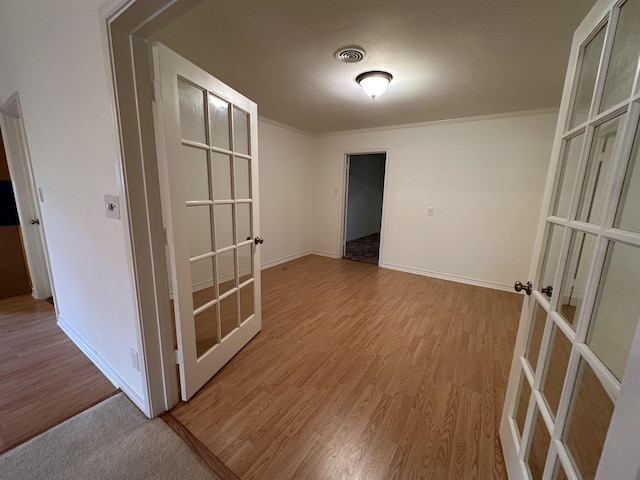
[130,348,140,371]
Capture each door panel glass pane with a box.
[553,135,584,218]
[214,204,234,249]
[538,224,565,300]
[191,257,214,311]
[527,407,551,480]
[553,461,569,480]
[563,360,614,479]
[220,292,238,339]
[238,244,253,284]
[614,121,640,233]
[216,249,236,295]
[208,93,230,150]
[233,107,249,155]
[526,303,547,372]
[515,373,532,439]
[237,203,251,244]
[212,153,232,200]
[178,78,206,144]
[240,283,254,323]
[576,117,621,224]
[600,0,640,111]
[587,241,640,380]
[558,231,597,328]
[187,206,212,258]
[569,27,606,129]
[541,324,572,418]
[235,157,251,199]
[194,306,218,358]
[183,146,210,202]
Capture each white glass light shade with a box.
[356,71,393,99]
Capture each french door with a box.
[153,44,262,401]
[500,0,640,479]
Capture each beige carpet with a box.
[0,393,219,480]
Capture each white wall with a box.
[258,118,314,268]
[313,111,558,290]
[0,1,146,409]
[346,154,386,242]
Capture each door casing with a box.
[339,149,390,265]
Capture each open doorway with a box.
[343,153,386,265]
[0,127,31,299]
[0,95,53,301]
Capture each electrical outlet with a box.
[427,207,435,216]
[130,348,140,372]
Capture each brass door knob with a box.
[514,281,532,295]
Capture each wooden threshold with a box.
[161,411,241,480]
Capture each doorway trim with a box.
[339,149,390,266]
[102,0,225,417]
[99,0,191,417]
[0,93,54,302]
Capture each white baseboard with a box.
[379,262,512,292]
[311,249,339,259]
[261,250,312,269]
[57,315,148,415]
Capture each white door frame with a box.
[103,1,184,416]
[0,93,54,302]
[339,149,389,265]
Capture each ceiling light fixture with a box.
[356,71,393,99]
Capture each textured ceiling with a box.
[152,0,597,134]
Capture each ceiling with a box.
[152,0,597,134]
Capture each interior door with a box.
[500,0,640,479]
[153,43,262,401]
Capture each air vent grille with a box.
[335,47,366,63]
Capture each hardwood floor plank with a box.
[170,255,520,479]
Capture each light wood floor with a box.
[0,295,117,453]
[171,255,521,479]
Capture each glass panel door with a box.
[500,1,640,478]
[154,43,261,401]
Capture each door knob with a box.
[541,286,553,298]
[30,219,40,225]
[514,281,532,295]
[254,236,264,245]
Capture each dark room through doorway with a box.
[343,153,386,265]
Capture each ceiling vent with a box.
[335,47,367,63]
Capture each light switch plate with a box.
[104,194,121,220]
